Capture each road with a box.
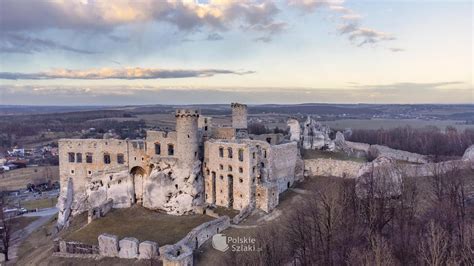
[7,207,58,263]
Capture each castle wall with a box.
[145,130,178,162]
[176,109,200,170]
[58,139,132,215]
[211,127,235,140]
[304,158,363,178]
[231,103,248,129]
[268,142,298,192]
[249,133,285,145]
[203,141,254,210]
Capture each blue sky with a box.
[0,0,472,105]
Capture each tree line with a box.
[224,166,473,265]
[347,126,474,158]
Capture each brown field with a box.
[63,206,213,245]
[21,198,58,210]
[0,166,59,191]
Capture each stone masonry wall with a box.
[304,158,364,178]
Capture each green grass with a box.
[21,198,58,210]
[302,149,367,163]
[64,206,214,245]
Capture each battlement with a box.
[175,109,199,118]
[231,102,247,109]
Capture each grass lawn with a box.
[302,149,367,163]
[64,206,214,245]
[21,198,58,210]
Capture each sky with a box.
[0,0,472,105]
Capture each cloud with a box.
[206,33,224,41]
[389,47,405,52]
[0,67,255,80]
[0,82,471,105]
[289,0,398,47]
[0,0,285,36]
[0,33,96,54]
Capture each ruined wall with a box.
[88,198,113,223]
[304,158,364,178]
[211,127,235,140]
[249,133,285,145]
[268,142,298,192]
[368,145,428,163]
[175,109,200,171]
[203,140,255,210]
[57,139,133,223]
[145,130,178,160]
[256,183,278,212]
[231,102,248,129]
[97,233,159,260]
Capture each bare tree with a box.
[0,193,13,261]
[419,221,449,266]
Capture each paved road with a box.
[7,208,58,263]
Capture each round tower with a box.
[231,103,248,129]
[175,109,200,169]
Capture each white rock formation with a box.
[302,116,335,151]
[287,119,301,142]
[142,159,203,215]
[56,177,73,228]
[356,156,403,199]
[462,145,474,161]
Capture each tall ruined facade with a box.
[56,103,302,228]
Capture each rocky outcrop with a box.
[462,145,474,161]
[287,119,301,142]
[356,157,403,198]
[57,177,74,228]
[302,116,335,151]
[143,159,203,215]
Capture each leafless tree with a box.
[0,193,13,261]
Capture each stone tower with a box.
[175,109,200,170]
[231,103,248,129]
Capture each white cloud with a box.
[0,67,255,80]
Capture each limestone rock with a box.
[462,145,474,161]
[139,241,159,259]
[287,119,301,142]
[56,177,73,228]
[302,116,335,151]
[143,159,203,215]
[356,156,403,198]
[98,233,119,257]
[119,237,139,259]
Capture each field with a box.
[63,206,213,245]
[0,166,59,191]
[21,198,58,210]
[321,118,474,131]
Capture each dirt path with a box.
[8,208,58,263]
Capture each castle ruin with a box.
[56,103,302,228]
